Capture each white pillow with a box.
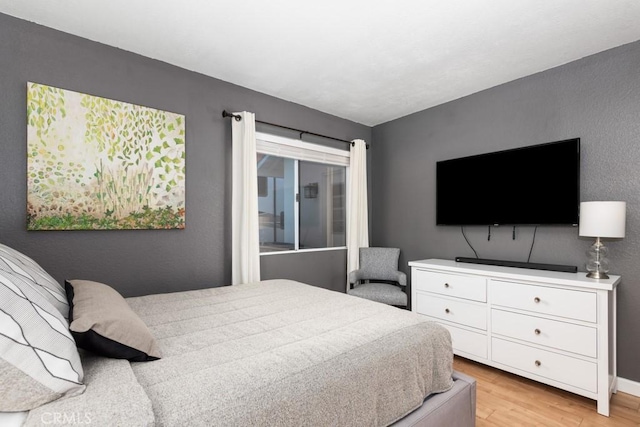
[0,246,84,411]
[0,243,69,319]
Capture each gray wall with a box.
[261,250,346,293]
[371,40,640,380]
[0,13,370,297]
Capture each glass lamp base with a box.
[585,237,610,280]
[586,270,610,279]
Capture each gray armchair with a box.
[348,247,407,307]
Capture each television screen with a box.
[436,139,580,226]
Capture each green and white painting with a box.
[27,82,185,230]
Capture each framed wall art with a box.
[27,82,185,230]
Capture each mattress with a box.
[26,279,454,426]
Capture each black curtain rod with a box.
[222,110,369,149]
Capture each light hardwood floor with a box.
[453,356,640,426]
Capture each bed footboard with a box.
[392,370,476,427]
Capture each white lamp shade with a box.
[579,201,626,238]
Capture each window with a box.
[256,133,349,254]
[257,155,296,251]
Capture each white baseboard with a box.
[617,376,640,397]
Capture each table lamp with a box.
[578,201,626,279]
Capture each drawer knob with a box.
[535,360,541,367]
[444,283,450,288]
[534,329,541,335]
[445,308,450,314]
[534,297,541,303]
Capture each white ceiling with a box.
[2,1,640,126]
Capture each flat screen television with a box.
[436,138,580,226]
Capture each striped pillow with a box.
[0,246,84,411]
[0,243,69,319]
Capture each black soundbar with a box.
[455,257,577,273]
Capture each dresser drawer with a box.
[491,338,597,393]
[491,309,597,358]
[413,269,486,302]
[490,280,596,322]
[415,293,486,330]
[441,323,487,359]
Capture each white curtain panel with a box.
[347,139,369,288]
[231,111,261,285]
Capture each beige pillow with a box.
[65,279,161,361]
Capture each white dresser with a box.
[409,259,621,416]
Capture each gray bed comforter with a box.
[26,279,453,426]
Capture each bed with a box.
[0,244,475,426]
